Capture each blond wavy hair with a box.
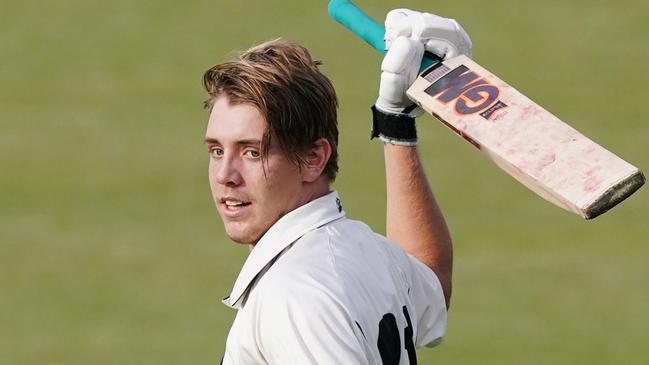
[202,39,339,181]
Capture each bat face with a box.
[407,55,645,219]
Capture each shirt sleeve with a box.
[406,254,448,348]
[253,277,370,365]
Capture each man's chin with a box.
[225,227,261,245]
[228,235,255,245]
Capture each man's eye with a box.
[210,147,224,157]
[244,150,260,158]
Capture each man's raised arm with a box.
[384,144,453,306]
[371,9,473,307]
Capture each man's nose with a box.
[214,155,243,186]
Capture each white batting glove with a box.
[385,8,473,60]
[375,9,473,117]
[375,36,425,117]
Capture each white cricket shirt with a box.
[221,191,447,365]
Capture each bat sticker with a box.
[423,64,508,120]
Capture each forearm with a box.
[384,143,453,306]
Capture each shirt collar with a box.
[222,190,345,308]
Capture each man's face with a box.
[204,96,305,244]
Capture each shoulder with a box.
[263,217,437,294]
[246,239,369,363]
[248,218,384,320]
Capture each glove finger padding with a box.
[384,8,419,49]
[376,36,424,116]
[384,8,472,59]
[418,16,472,59]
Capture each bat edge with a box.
[583,170,645,219]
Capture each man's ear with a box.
[302,138,332,183]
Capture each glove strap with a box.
[371,105,417,146]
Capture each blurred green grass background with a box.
[1,0,647,364]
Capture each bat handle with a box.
[327,0,441,71]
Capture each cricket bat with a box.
[328,0,644,219]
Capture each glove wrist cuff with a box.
[371,105,417,146]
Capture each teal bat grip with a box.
[327,0,439,71]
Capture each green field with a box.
[1,0,647,364]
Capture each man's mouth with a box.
[224,199,251,207]
[219,198,252,219]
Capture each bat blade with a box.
[407,55,645,219]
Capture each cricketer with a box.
[202,8,471,365]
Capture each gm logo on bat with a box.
[424,64,508,120]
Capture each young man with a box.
[202,9,471,365]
